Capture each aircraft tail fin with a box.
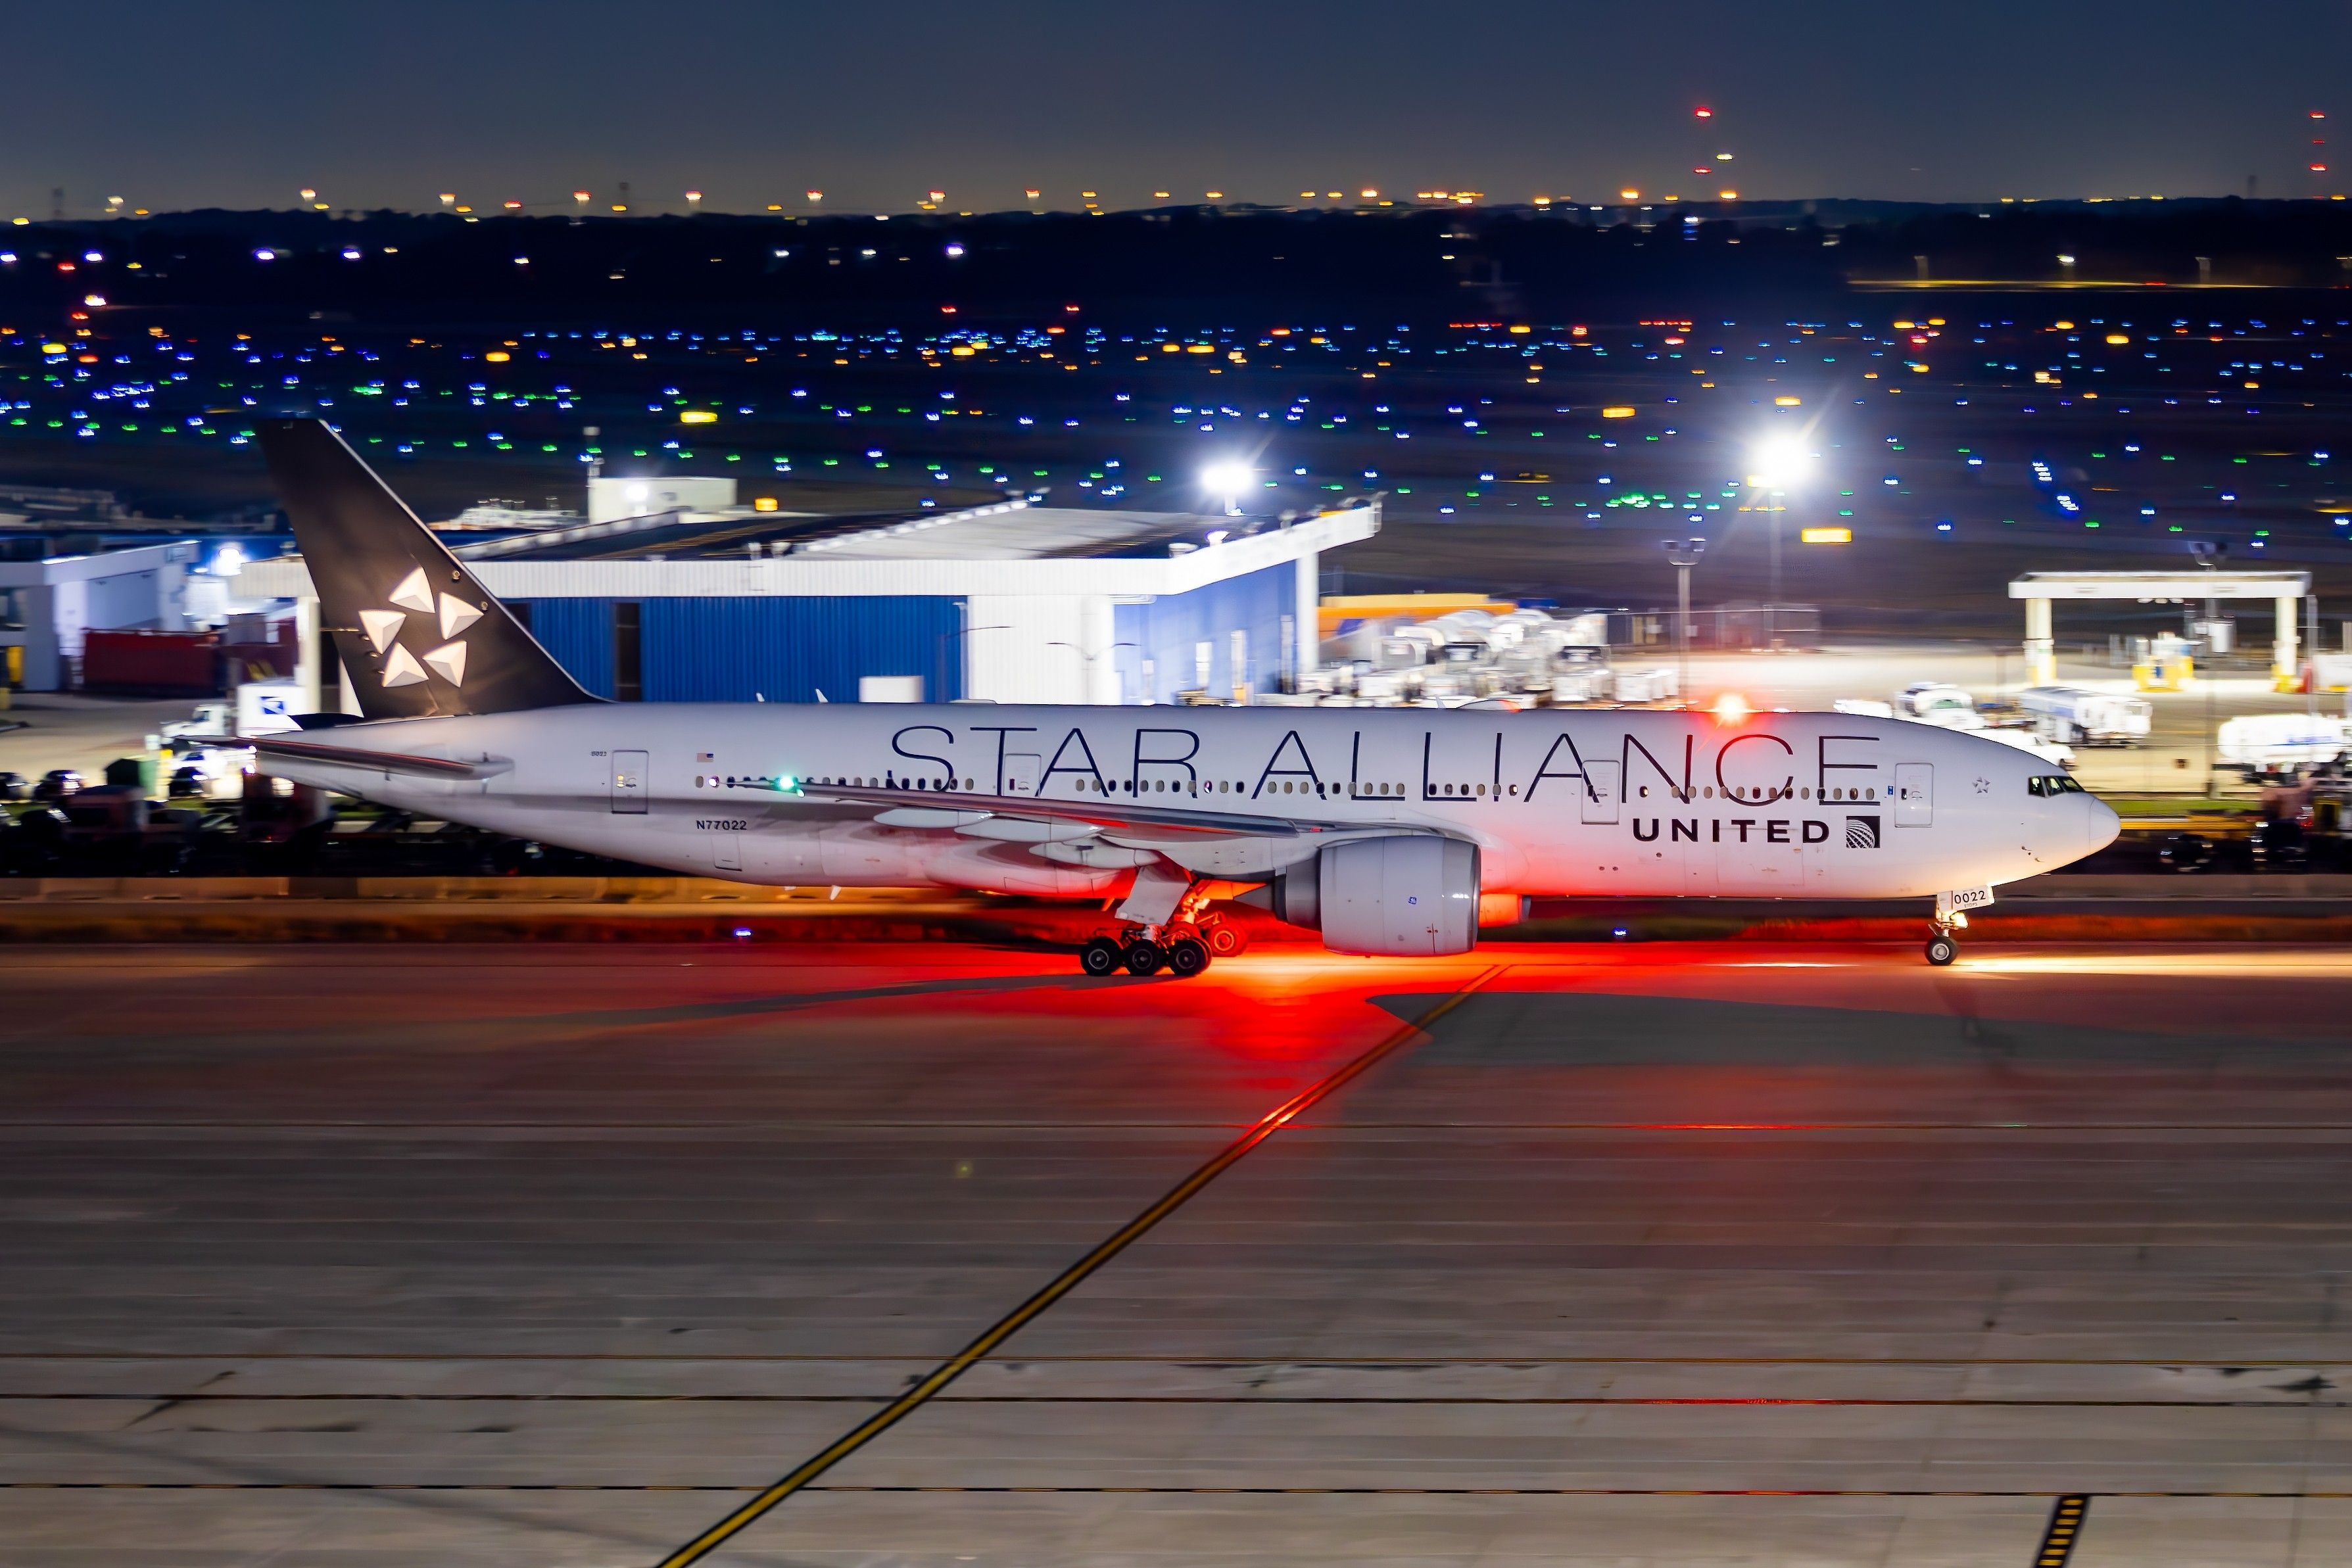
[259,418,598,720]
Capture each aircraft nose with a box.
[2085,793,2121,853]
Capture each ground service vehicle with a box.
[2017,685,2153,747]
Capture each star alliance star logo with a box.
[359,565,480,689]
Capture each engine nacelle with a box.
[1249,836,1480,957]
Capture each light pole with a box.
[1047,640,1138,704]
[1663,537,1705,702]
[1748,435,1810,650]
[937,622,1011,703]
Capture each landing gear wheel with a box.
[1165,937,1211,978]
[1201,922,1247,958]
[1122,940,1166,976]
[1925,933,1958,967]
[1079,938,1123,977]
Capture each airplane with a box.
[247,418,2120,974]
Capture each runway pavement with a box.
[7,940,2352,1565]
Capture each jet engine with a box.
[1245,836,1480,956]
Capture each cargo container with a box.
[80,630,220,696]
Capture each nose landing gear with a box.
[1925,907,1967,966]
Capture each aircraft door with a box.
[1581,761,1620,824]
[1004,752,1040,796]
[610,750,649,813]
[1894,763,1932,827]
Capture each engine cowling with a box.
[1249,836,1480,956]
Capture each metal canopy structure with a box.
[2007,569,2313,683]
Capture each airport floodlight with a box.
[1201,460,1253,514]
[1748,433,1812,490]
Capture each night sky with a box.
[9,1,2347,217]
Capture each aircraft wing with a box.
[793,780,1411,842]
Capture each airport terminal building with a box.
[233,492,1378,709]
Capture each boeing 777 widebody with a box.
[247,419,2121,973]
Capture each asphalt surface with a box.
[9,941,2352,1565]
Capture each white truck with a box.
[2016,685,2153,747]
[2217,714,2350,778]
[1838,695,2074,768]
[1894,682,1980,726]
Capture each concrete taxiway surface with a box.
[7,941,2352,1565]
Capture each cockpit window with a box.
[2027,774,2084,796]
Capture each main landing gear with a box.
[1078,922,1232,978]
[1076,870,1245,979]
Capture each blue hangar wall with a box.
[1113,561,1295,703]
[510,596,964,703]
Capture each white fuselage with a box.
[260,703,2121,902]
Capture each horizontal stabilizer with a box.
[252,734,514,781]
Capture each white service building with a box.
[0,540,200,690]
[234,498,1380,709]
